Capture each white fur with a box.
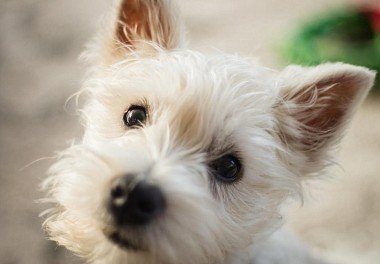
[42,1,376,263]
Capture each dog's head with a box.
[43,0,375,263]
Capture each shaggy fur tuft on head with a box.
[42,0,375,263]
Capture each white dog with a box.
[42,0,375,263]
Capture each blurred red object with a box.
[359,3,380,32]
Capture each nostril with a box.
[109,175,131,209]
[110,175,132,197]
[111,185,124,199]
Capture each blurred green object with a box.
[282,8,380,91]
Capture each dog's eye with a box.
[123,106,147,128]
[211,155,241,183]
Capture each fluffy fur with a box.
[42,0,376,263]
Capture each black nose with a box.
[109,175,166,226]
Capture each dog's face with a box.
[43,1,375,263]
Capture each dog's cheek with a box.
[212,137,291,242]
[52,158,109,217]
[43,147,121,256]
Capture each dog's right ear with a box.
[274,63,375,175]
[103,0,182,60]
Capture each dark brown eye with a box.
[123,106,147,128]
[211,155,241,183]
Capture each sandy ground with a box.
[0,0,379,263]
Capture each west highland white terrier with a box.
[42,0,376,263]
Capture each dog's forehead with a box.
[105,51,276,107]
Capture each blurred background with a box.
[0,0,379,263]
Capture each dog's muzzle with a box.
[108,174,166,226]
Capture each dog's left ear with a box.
[106,0,182,59]
[274,63,375,174]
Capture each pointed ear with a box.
[274,63,375,174]
[110,0,182,56]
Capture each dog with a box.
[42,0,376,263]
